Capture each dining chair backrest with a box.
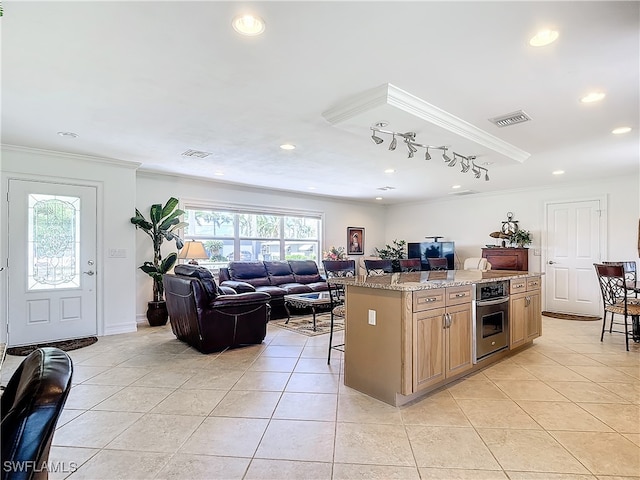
[603,261,637,283]
[399,258,421,272]
[322,260,356,278]
[594,263,627,306]
[364,259,393,275]
[427,257,448,271]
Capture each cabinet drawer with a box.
[527,277,541,291]
[446,285,472,306]
[413,288,445,311]
[510,279,527,294]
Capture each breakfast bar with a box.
[329,270,543,406]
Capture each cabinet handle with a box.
[424,297,437,303]
[514,283,525,288]
[530,282,538,287]
[525,296,530,306]
[454,293,467,298]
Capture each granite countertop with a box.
[328,270,542,291]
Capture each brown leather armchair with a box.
[164,265,271,353]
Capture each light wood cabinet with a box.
[510,276,541,349]
[413,285,472,391]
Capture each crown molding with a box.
[0,144,142,169]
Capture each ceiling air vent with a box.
[488,110,531,128]
[181,149,212,158]
[377,186,396,191]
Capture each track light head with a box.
[371,133,384,145]
[408,150,414,159]
[442,150,452,162]
[484,172,490,181]
[425,148,431,161]
[388,135,397,151]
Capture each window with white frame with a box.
[182,206,321,272]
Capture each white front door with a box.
[544,199,603,316]
[7,179,97,346]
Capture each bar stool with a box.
[322,260,355,364]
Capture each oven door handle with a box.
[476,296,510,306]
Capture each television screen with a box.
[407,242,455,270]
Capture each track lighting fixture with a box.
[369,124,490,180]
[388,135,397,151]
[371,132,384,144]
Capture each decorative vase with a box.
[146,301,168,326]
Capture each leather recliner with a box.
[164,265,271,353]
[1,347,74,480]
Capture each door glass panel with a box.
[28,194,80,290]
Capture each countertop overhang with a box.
[328,270,543,291]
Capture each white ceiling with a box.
[2,1,638,204]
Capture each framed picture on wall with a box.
[347,227,364,255]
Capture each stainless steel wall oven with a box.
[474,281,509,363]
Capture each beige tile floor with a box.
[1,315,639,480]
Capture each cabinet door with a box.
[526,292,542,341]
[445,302,473,377]
[413,307,446,391]
[510,293,527,349]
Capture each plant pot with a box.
[146,301,168,326]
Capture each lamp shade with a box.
[178,240,208,262]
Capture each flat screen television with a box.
[407,242,455,270]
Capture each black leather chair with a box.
[1,347,73,480]
[164,265,271,353]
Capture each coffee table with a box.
[284,292,332,331]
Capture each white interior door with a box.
[544,199,603,316]
[7,179,97,346]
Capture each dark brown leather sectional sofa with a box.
[218,260,328,319]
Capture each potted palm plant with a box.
[374,239,407,272]
[131,197,187,326]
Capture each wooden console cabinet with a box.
[482,247,528,271]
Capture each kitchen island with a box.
[329,270,543,406]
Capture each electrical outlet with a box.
[533,249,541,256]
[368,309,376,326]
[108,248,127,258]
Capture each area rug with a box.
[272,313,344,337]
[542,311,601,321]
[6,336,98,356]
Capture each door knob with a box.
[548,261,556,264]
[83,270,95,276]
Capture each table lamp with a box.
[178,240,208,265]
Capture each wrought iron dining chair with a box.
[594,263,640,351]
[603,261,638,298]
[322,260,355,364]
[427,257,449,271]
[364,259,393,275]
[399,258,421,272]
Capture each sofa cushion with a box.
[280,283,313,294]
[174,264,220,299]
[306,281,329,292]
[255,285,288,298]
[228,262,270,287]
[289,260,323,284]
[264,261,296,286]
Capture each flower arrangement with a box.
[323,246,348,261]
[509,229,533,247]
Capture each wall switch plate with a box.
[368,309,376,326]
[533,248,541,256]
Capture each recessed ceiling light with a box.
[580,92,605,103]
[612,126,632,135]
[280,144,296,150]
[214,171,224,176]
[57,131,78,138]
[307,186,316,190]
[452,185,461,189]
[529,29,559,47]
[482,162,493,166]
[552,170,565,175]
[375,197,383,200]
[232,14,265,36]
[384,169,396,174]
